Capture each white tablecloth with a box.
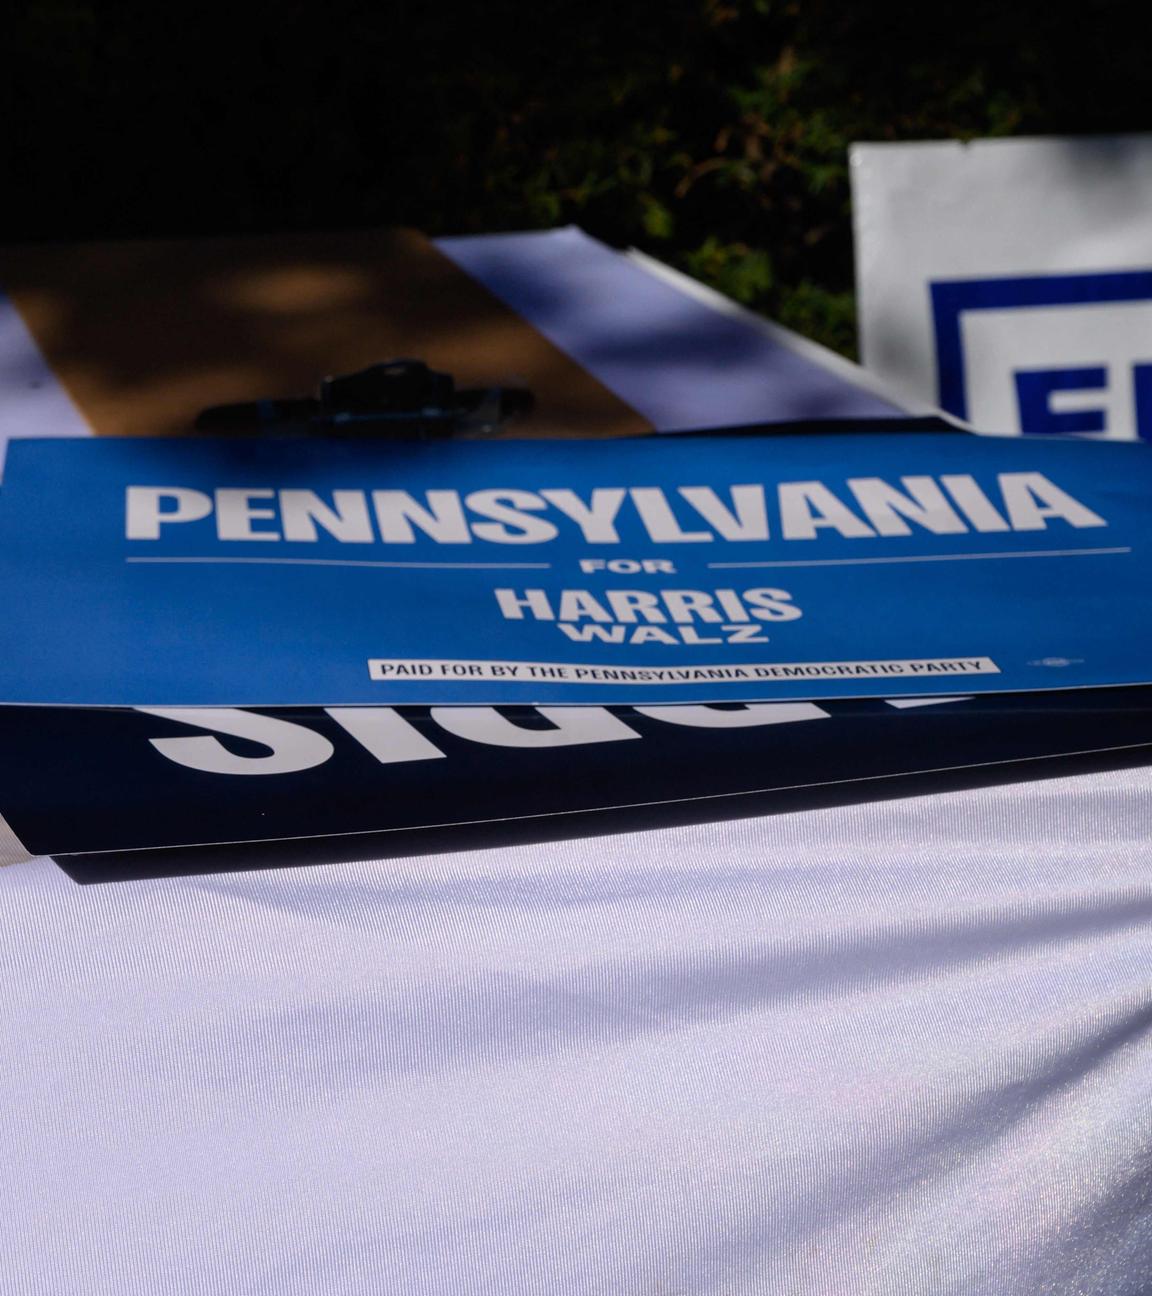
[5,767,1152,1294]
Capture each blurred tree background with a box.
[4,0,1150,356]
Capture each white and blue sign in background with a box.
[852,134,1152,439]
[0,431,1150,706]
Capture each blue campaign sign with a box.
[0,431,1150,706]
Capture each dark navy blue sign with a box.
[0,432,1151,705]
[3,692,1151,877]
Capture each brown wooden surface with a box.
[0,228,650,439]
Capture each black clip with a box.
[194,360,534,439]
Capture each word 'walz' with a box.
[124,472,1107,546]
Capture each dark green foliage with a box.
[4,2,1150,353]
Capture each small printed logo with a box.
[1028,656,1084,668]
